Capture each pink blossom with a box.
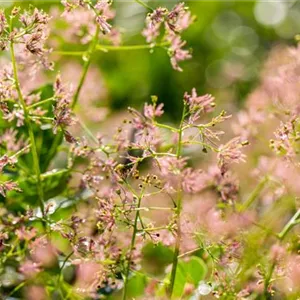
[144,103,164,119]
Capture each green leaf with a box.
[164,256,208,298]
[7,169,70,206]
[185,256,208,285]
[172,262,187,297]
[126,272,147,298]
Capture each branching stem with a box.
[9,20,45,216]
[169,104,187,298]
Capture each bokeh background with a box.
[3,0,300,119]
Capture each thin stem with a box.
[45,26,100,167]
[122,194,142,300]
[97,42,168,52]
[135,206,174,211]
[137,226,168,232]
[9,29,45,216]
[177,247,202,259]
[77,118,98,144]
[239,176,269,212]
[264,261,276,299]
[277,209,300,240]
[72,25,100,109]
[134,0,154,11]
[28,97,55,109]
[53,42,169,56]
[52,51,86,56]
[169,104,187,298]
[41,168,69,180]
[154,122,178,132]
[263,207,300,298]
[10,144,31,159]
[57,251,74,293]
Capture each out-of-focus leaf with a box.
[142,242,174,275]
[172,262,187,298]
[185,256,208,285]
[126,272,147,298]
[163,256,208,298]
[7,169,70,206]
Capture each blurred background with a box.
[3,0,300,121]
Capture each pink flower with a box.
[144,103,164,119]
[19,260,41,278]
[0,180,22,197]
[218,137,247,175]
[156,156,187,176]
[168,34,191,72]
[16,226,37,241]
[184,88,215,114]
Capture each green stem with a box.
[169,104,187,298]
[97,42,168,52]
[9,34,45,216]
[53,42,169,56]
[45,27,100,168]
[239,176,269,212]
[277,209,300,240]
[263,207,300,298]
[177,247,202,259]
[71,25,100,109]
[28,97,55,109]
[264,261,276,299]
[10,144,31,159]
[154,122,178,132]
[134,0,154,10]
[52,51,86,56]
[57,251,74,293]
[122,194,142,300]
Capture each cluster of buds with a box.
[143,3,194,71]
[53,74,76,143]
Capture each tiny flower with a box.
[52,74,76,142]
[184,88,215,114]
[218,137,247,175]
[0,9,8,35]
[168,34,191,72]
[0,181,22,197]
[95,15,112,34]
[0,155,13,172]
[19,260,41,278]
[144,102,164,119]
[16,226,37,241]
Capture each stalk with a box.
[44,26,100,168]
[239,176,269,212]
[122,194,142,300]
[264,208,300,297]
[9,36,45,216]
[71,25,100,109]
[134,0,153,11]
[277,209,300,240]
[168,104,187,298]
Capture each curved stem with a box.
[72,25,100,109]
[169,104,187,298]
[239,176,269,212]
[9,36,45,216]
[45,26,100,168]
[277,209,300,240]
